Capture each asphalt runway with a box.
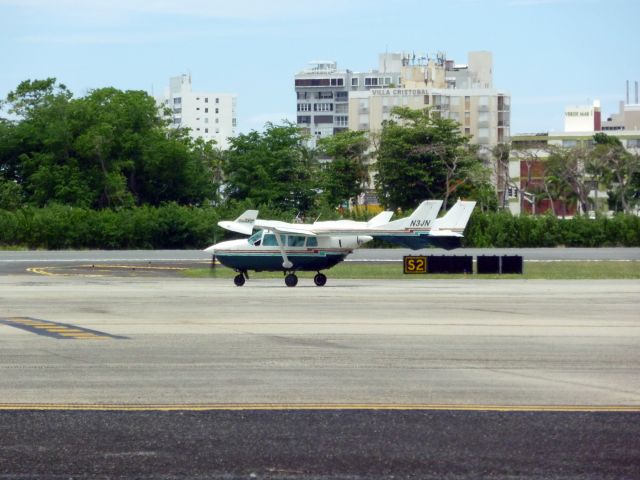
[0,259,639,478]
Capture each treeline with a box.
[465,211,640,248]
[0,78,496,215]
[1,204,638,249]
[1,78,639,250]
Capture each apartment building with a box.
[348,51,510,147]
[157,74,237,149]
[294,59,404,148]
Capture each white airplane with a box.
[205,199,475,287]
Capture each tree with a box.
[492,143,511,208]
[545,145,592,215]
[0,79,217,209]
[223,122,318,212]
[375,107,488,210]
[317,130,369,208]
[592,133,639,214]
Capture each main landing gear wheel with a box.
[233,273,245,287]
[314,272,327,287]
[284,273,298,287]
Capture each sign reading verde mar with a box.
[403,256,427,274]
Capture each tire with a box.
[314,273,327,287]
[284,273,298,287]
[233,273,245,287]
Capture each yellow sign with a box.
[403,256,427,274]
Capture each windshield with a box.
[247,230,263,245]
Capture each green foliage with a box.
[317,130,369,208]
[464,210,640,247]
[0,204,222,249]
[375,107,493,210]
[0,79,217,210]
[223,122,318,212]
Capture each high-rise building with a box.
[295,51,509,149]
[295,51,510,204]
[348,51,509,147]
[157,74,237,149]
[294,59,402,148]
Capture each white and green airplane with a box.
[205,199,475,287]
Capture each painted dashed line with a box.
[0,317,126,340]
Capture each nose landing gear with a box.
[234,270,248,287]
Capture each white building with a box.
[157,74,237,149]
[564,100,602,133]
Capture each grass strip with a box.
[183,261,640,280]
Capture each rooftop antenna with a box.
[627,80,630,105]
[635,81,638,104]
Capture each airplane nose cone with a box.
[203,244,216,253]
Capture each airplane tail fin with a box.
[218,209,258,235]
[431,200,476,234]
[366,211,394,227]
[380,200,442,231]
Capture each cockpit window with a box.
[248,230,263,246]
[262,234,278,246]
[287,235,306,247]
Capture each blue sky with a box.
[1,0,638,136]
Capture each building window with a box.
[173,97,181,105]
[205,118,209,124]
[205,128,208,133]
[205,98,209,103]
[464,127,471,136]
[318,91,333,99]
[297,103,311,112]
[314,103,333,112]
[424,95,430,105]
[330,78,344,86]
[215,98,219,104]
[352,78,359,87]
[295,78,331,87]
[205,108,208,113]
[215,108,219,114]
[215,118,219,123]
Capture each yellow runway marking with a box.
[0,316,125,340]
[0,403,637,412]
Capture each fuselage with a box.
[206,230,372,272]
